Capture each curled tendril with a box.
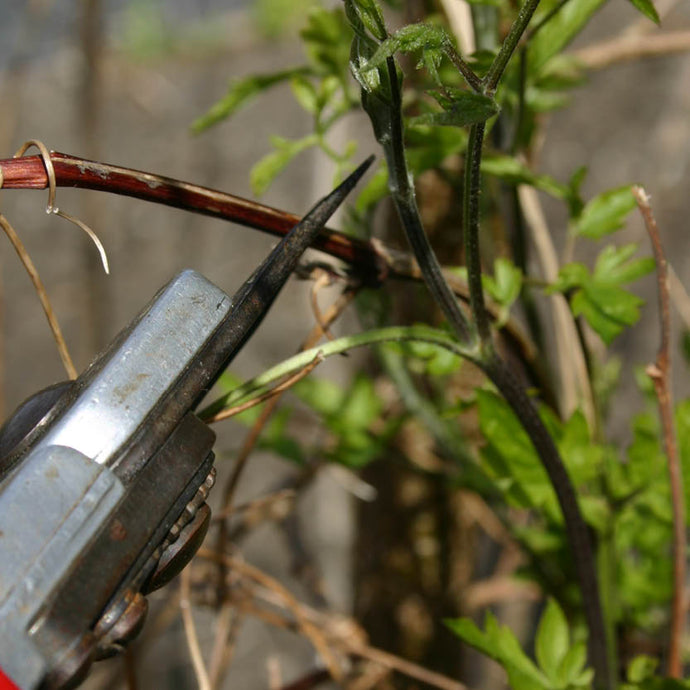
[14,140,110,274]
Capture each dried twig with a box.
[633,186,685,678]
[573,30,690,70]
[517,184,595,425]
[197,548,469,690]
[0,213,77,379]
[200,549,344,682]
[208,602,243,689]
[211,488,297,524]
[180,567,212,690]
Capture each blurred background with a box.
[0,0,689,688]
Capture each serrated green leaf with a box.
[409,90,498,127]
[593,244,655,285]
[535,599,570,682]
[572,284,643,344]
[627,0,660,23]
[359,23,449,72]
[572,185,637,239]
[549,262,589,292]
[552,244,652,342]
[446,614,550,689]
[558,641,589,685]
[192,68,310,133]
[250,134,318,196]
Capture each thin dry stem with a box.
[573,30,690,70]
[310,269,337,341]
[197,549,468,690]
[633,185,685,677]
[201,550,344,682]
[0,213,77,379]
[211,488,297,523]
[208,602,242,689]
[180,567,212,690]
[517,184,595,425]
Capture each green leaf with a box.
[558,641,590,686]
[347,0,388,41]
[409,90,498,127]
[191,68,310,133]
[626,0,660,23]
[572,185,637,239]
[572,284,643,345]
[250,134,318,196]
[485,257,522,308]
[360,23,449,71]
[301,7,353,79]
[290,75,319,114]
[627,655,659,683]
[482,154,570,201]
[551,244,653,343]
[529,0,608,73]
[535,599,570,682]
[446,614,550,690]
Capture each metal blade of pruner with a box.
[0,156,373,690]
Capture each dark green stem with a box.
[482,0,541,92]
[384,57,476,346]
[483,355,612,689]
[463,123,492,344]
[444,43,484,93]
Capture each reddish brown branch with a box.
[0,151,386,284]
[633,186,685,678]
[0,150,552,402]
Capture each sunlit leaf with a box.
[535,599,569,682]
[409,90,498,127]
[572,185,637,239]
[446,614,550,690]
[250,134,319,195]
[529,0,608,72]
[192,68,310,133]
[626,0,660,24]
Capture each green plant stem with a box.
[444,42,483,93]
[384,57,476,345]
[463,123,491,345]
[483,354,612,689]
[462,1,611,683]
[198,325,478,420]
[482,0,541,92]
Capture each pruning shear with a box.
[0,157,372,690]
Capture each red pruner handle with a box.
[0,667,20,690]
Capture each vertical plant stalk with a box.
[383,57,475,346]
[482,0,542,92]
[633,186,685,678]
[463,123,491,345]
[353,0,611,684]
[461,9,611,680]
